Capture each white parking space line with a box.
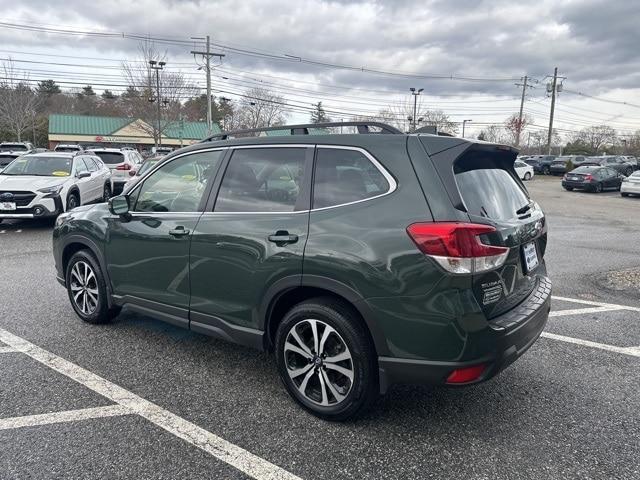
[0,346,20,354]
[0,327,302,480]
[541,332,640,358]
[0,405,132,431]
[549,306,624,317]
[552,295,640,313]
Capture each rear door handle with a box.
[169,226,190,237]
[268,231,299,245]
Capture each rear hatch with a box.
[92,151,126,179]
[418,138,547,319]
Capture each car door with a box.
[81,156,102,201]
[104,149,225,325]
[188,146,313,341]
[72,157,93,205]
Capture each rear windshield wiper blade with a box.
[516,202,533,215]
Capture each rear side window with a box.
[93,152,124,165]
[313,148,390,209]
[215,148,307,213]
[455,168,529,221]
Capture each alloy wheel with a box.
[284,319,354,406]
[69,261,99,315]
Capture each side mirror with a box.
[108,195,130,216]
[77,171,91,179]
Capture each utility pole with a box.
[462,119,472,138]
[547,67,558,155]
[515,75,533,147]
[410,87,423,132]
[191,36,225,136]
[149,60,165,148]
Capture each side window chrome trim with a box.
[200,144,397,215]
[126,147,229,201]
[311,145,397,212]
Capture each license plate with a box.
[0,202,16,211]
[523,242,539,272]
[570,176,580,180]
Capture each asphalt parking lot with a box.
[1,176,639,480]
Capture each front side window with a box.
[133,150,223,213]
[75,158,88,174]
[214,148,307,213]
[83,158,98,172]
[313,148,390,209]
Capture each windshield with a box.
[2,156,72,176]
[0,144,28,152]
[91,151,125,165]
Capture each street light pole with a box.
[149,60,165,148]
[462,119,472,138]
[410,87,423,132]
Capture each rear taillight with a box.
[116,163,131,171]
[406,222,509,274]
[584,174,593,182]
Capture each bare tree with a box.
[574,125,617,153]
[373,99,458,134]
[233,87,288,129]
[479,124,509,144]
[122,42,199,146]
[0,60,40,141]
[504,113,534,146]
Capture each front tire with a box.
[275,298,378,421]
[66,192,79,211]
[65,250,120,324]
[594,183,603,193]
[543,166,550,175]
[524,172,532,181]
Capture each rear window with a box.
[455,168,529,221]
[0,144,28,152]
[571,166,597,173]
[92,152,125,164]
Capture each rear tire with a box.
[102,184,112,202]
[621,192,629,197]
[594,183,603,193]
[524,172,531,181]
[66,192,79,211]
[543,166,550,175]
[564,186,573,191]
[275,297,378,421]
[65,250,120,324]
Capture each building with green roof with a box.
[48,114,220,150]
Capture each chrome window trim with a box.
[201,144,396,215]
[124,144,396,216]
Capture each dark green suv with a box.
[53,122,551,421]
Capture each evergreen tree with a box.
[310,102,330,123]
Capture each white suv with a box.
[54,144,84,153]
[0,152,112,222]
[0,141,34,152]
[88,148,143,193]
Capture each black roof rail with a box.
[202,121,402,142]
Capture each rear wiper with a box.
[516,202,533,215]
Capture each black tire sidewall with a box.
[103,184,111,202]
[65,250,111,324]
[66,192,79,211]
[524,172,531,180]
[275,299,377,421]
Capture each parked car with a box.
[620,156,638,170]
[0,141,34,152]
[562,165,624,192]
[549,155,587,175]
[620,170,640,197]
[514,160,534,180]
[584,156,634,176]
[53,122,551,421]
[123,155,164,191]
[87,148,143,194]
[525,155,556,174]
[0,151,25,173]
[0,152,112,222]
[153,146,174,155]
[54,144,84,153]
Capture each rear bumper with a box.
[562,180,593,190]
[550,166,566,174]
[378,276,551,393]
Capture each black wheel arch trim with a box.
[59,234,115,308]
[259,274,390,356]
[66,186,80,209]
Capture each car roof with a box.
[21,151,77,158]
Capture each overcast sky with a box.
[1,0,639,139]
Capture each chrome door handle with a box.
[169,227,190,237]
